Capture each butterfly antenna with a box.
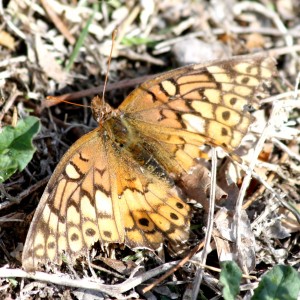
[46,96,90,108]
[101,28,118,105]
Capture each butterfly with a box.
[22,54,276,271]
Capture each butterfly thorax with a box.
[99,110,171,184]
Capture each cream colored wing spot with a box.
[34,231,46,257]
[67,205,80,225]
[41,204,51,223]
[223,94,248,109]
[206,65,225,74]
[236,75,259,86]
[237,116,251,132]
[190,101,214,119]
[65,162,81,179]
[211,72,232,83]
[95,189,113,216]
[207,121,232,144]
[233,62,258,75]
[80,195,97,220]
[98,218,121,242]
[182,113,206,134]
[231,131,244,148]
[46,235,57,261]
[68,226,83,252]
[215,106,241,126]
[234,85,252,96]
[48,212,60,233]
[260,67,272,78]
[221,83,234,92]
[160,80,177,96]
[58,236,67,253]
[203,89,222,104]
[149,213,172,231]
[82,220,99,246]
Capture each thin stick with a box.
[142,241,205,294]
[191,147,217,300]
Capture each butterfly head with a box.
[91,95,119,125]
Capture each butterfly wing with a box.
[23,54,275,271]
[22,126,189,271]
[119,55,276,174]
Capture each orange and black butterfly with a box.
[22,54,276,271]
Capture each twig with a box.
[0,176,50,211]
[191,148,217,300]
[116,6,141,45]
[40,0,75,45]
[0,56,27,68]
[43,74,155,108]
[189,260,257,280]
[0,0,26,40]
[142,241,204,294]
[0,88,22,126]
[1,261,181,298]
[234,1,295,58]
[234,114,271,282]
[271,138,300,162]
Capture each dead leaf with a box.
[278,205,300,233]
[99,257,137,275]
[180,163,227,212]
[0,30,15,50]
[35,35,69,83]
[213,208,256,271]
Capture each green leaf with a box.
[121,36,154,47]
[252,265,300,300]
[0,116,40,182]
[8,278,18,287]
[65,9,95,71]
[220,261,242,300]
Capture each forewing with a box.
[22,128,124,271]
[119,55,276,173]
